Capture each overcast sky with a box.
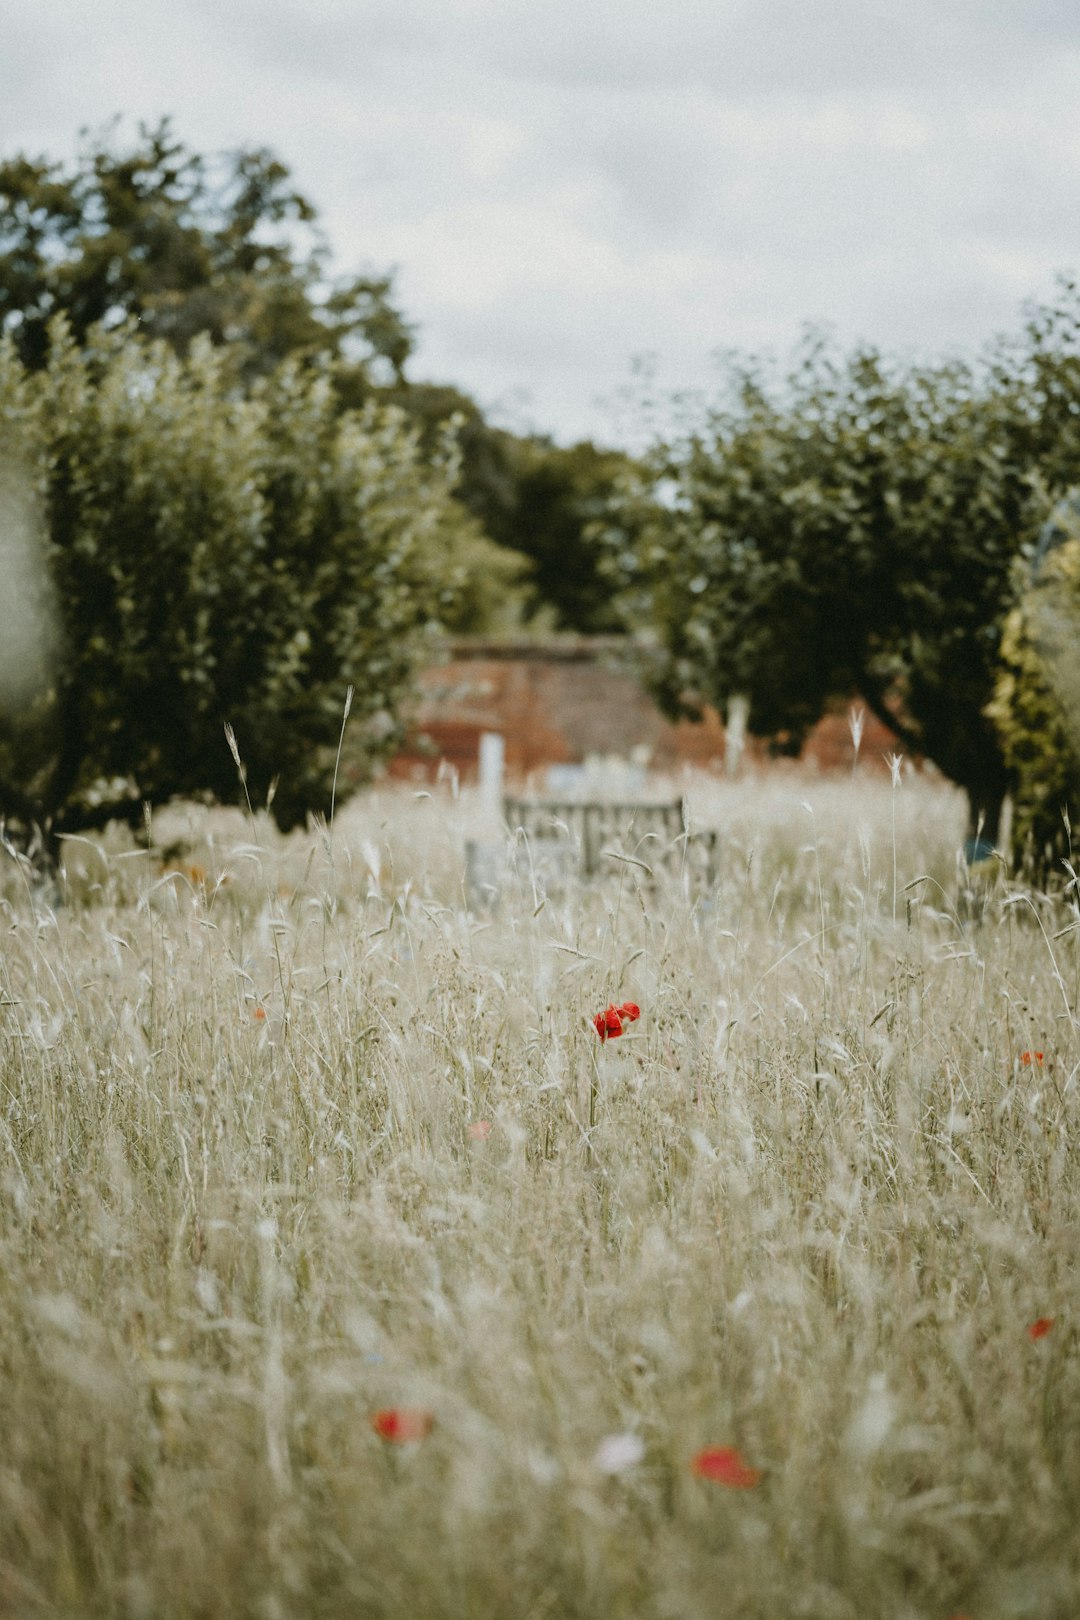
[3,1,1079,445]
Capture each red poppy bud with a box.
[1027,1317,1054,1341]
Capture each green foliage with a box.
[986,503,1080,875]
[0,319,473,834]
[616,288,1080,838]
[496,438,638,633]
[335,378,538,633]
[426,524,534,636]
[0,118,414,382]
[341,374,639,634]
[0,121,639,639]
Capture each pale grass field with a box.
[1,772,1078,1620]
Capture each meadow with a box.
[0,770,1077,1620]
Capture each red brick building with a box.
[386,637,907,784]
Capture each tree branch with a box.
[856,675,925,760]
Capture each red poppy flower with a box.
[691,1445,763,1488]
[593,1001,641,1040]
[370,1407,434,1443]
[467,1120,493,1141]
[1020,1050,1044,1065]
[1027,1317,1054,1341]
[253,1006,267,1022]
[593,1004,625,1040]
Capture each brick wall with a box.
[385,637,908,783]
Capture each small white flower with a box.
[592,1432,645,1475]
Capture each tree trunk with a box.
[963,775,1008,850]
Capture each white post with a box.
[725,693,748,779]
[466,731,507,910]
[478,731,505,834]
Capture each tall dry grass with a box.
[0,773,1077,1619]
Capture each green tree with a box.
[0,319,473,840]
[339,371,638,634]
[336,376,536,629]
[0,122,642,640]
[616,302,1080,843]
[499,438,638,633]
[0,118,413,381]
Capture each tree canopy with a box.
[0,118,414,382]
[613,285,1080,841]
[343,373,639,635]
[491,438,638,634]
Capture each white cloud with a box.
[1,2,1079,443]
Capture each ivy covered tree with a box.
[614,287,1080,844]
[0,319,477,840]
[986,492,1080,875]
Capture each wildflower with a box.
[1020,1050,1044,1066]
[370,1407,434,1443]
[253,1006,267,1022]
[593,1001,641,1040]
[594,1005,623,1040]
[593,1432,645,1475]
[1027,1317,1054,1341]
[691,1445,763,1488]
[467,1120,493,1141]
